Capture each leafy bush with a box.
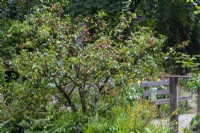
[186,73,200,92]
[0,3,168,133]
[1,4,166,114]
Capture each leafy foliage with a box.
[83,101,159,133]
[1,0,198,132]
[190,114,200,131]
[0,58,5,84]
[139,0,200,74]
[1,5,165,114]
[0,2,169,131]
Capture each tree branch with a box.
[55,82,76,112]
[99,76,110,92]
[131,0,140,13]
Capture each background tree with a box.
[139,0,200,73]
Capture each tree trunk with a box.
[79,89,86,113]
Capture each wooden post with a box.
[169,77,178,133]
[198,88,200,115]
[144,87,149,100]
[160,75,192,133]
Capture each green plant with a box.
[190,115,200,131]
[183,128,192,133]
[0,58,5,84]
[0,2,170,132]
[0,4,166,115]
[186,73,200,93]
[160,102,189,118]
[83,101,167,133]
[145,125,169,133]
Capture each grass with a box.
[159,101,191,117]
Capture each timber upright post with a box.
[169,77,178,133]
[161,75,192,133]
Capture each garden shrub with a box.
[1,4,166,114]
[0,3,168,133]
